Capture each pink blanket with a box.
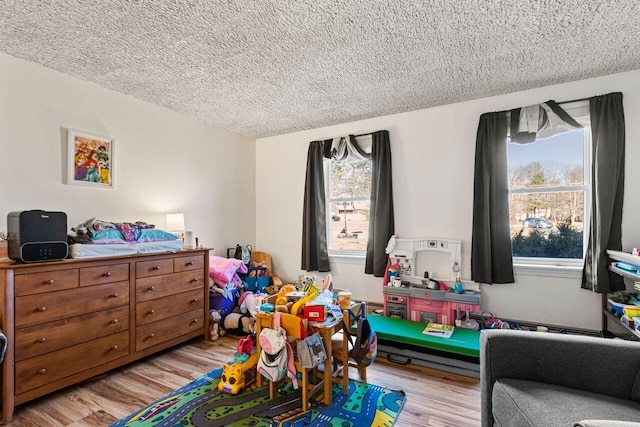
[209,256,248,287]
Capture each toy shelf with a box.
[603,250,640,340]
[603,310,640,340]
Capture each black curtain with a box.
[365,130,395,277]
[301,131,394,276]
[471,112,515,284]
[301,140,330,272]
[582,92,625,293]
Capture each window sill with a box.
[328,254,365,265]
[513,263,582,279]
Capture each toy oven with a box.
[384,294,407,320]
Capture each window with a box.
[508,121,591,267]
[325,157,371,256]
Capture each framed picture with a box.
[67,129,115,188]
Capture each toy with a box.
[291,295,314,316]
[273,284,298,313]
[239,291,262,318]
[260,303,275,312]
[209,310,224,341]
[217,351,259,394]
[237,334,255,355]
[321,273,332,292]
[277,284,296,298]
[223,312,254,335]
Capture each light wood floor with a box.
[4,335,481,426]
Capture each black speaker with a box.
[7,210,68,263]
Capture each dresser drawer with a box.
[136,270,204,302]
[174,255,204,272]
[136,258,174,278]
[15,306,129,361]
[15,269,79,296]
[80,263,129,286]
[15,281,129,328]
[136,289,204,326]
[136,308,204,351]
[15,331,129,395]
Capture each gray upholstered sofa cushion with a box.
[481,330,640,427]
[493,378,640,426]
[575,421,640,427]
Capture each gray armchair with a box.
[481,329,640,427]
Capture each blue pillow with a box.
[92,229,125,243]
[139,229,178,241]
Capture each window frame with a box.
[509,105,592,275]
[324,157,371,259]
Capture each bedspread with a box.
[209,256,247,287]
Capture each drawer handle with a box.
[191,277,199,283]
[103,271,112,277]
[38,369,47,375]
[192,318,199,324]
[152,265,160,270]
[148,309,155,315]
[112,318,119,324]
[186,261,194,266]
[38,337,47,344]
[111,344,119,351]
[44,279,55,285]
[149,333,155,339]
[191,298,199,303]
[148,286,155,291]
[38,306,47,312]
[110,293,119,298]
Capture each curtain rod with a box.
[558,96,590,105]
[353,130,384,137]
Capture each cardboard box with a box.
[304,305,326,322]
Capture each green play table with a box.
[367,315,480,358]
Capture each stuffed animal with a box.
[239,291,265,318]
[210,310,223,341]
[223,312,253,336]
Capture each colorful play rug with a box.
[111,367,405,427]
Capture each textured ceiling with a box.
[1,1,639,139]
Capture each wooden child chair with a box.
[330,302,368,387]
[255,311,319,411]
[251,251,283,290]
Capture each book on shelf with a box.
[422,322,455,339]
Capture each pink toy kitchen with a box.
[383,237,481,325]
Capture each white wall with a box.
[0,53,256,256]
[256,69,640,331]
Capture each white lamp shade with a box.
[166,213,185,231]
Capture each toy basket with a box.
[210,288,237,321]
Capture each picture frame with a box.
[67,129,115,189]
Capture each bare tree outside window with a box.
[328,159,371,252]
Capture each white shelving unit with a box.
[604,250,640,339]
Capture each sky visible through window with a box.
[508,130,584,171]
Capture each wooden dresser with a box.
[0,248,210,424]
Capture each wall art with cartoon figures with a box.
[66,129,115,189]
